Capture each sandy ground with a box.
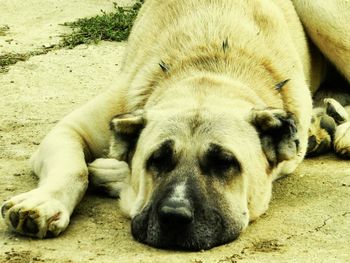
[1,1,350,263]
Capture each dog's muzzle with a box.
[131,181,241,250]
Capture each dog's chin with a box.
[131,205,241,251]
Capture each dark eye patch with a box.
[201,143,241,178]
[146,140,177,174]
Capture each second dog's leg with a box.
[307,98,350,158]
[292,0,350,81]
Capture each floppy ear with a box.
[251,108,299,166]
[109,110,145,162]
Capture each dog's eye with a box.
[146,140,176,174]
[201,144,241,177]
[209,153,238,171]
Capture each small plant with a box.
[60,0,144,48]
[0,48,55,73]
[0,1,144,73]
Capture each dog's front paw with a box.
[88,158,130,198]
[1,189,70,238]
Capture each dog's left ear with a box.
[250,108,299,166]
[109,110,145,162]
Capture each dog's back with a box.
[119,0,323,112]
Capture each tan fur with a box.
[2,0,350,249]
[292,0,350,82]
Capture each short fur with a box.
[2,0,350,250]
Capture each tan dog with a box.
[2,0,350,250]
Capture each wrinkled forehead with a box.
[141,108,255,152]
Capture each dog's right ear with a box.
[250,108,299,167]
[109,110,145,162]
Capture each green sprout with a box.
[60,0,144,48]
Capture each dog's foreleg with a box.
[1,87,124,238]
[292,0,350,81]
[1,125,90,238]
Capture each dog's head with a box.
[109,78,299,250]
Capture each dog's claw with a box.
[9,211,20,229]
[1,203,10,218]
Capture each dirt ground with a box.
[1,1,350,262]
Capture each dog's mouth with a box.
[131,202,241,251]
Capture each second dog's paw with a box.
[306,109,336,157]
[334,122,350,159]
[88,158,130,198]
[324,98,349,124]
[1,189,70,238]
[307,98,350,158]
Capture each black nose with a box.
[158,199,193,226]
